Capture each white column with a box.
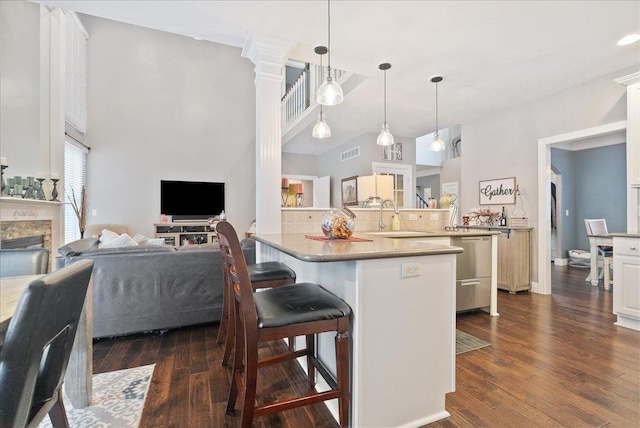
[242,33,295,234]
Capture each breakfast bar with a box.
[253,232,463,428]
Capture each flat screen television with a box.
[160,180,225,221]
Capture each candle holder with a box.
[50,178,60,202]
[35,178,46,200]
[296,193,305,208]
[0,165,7,195]
[281,187,290,207]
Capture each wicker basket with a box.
[509,217,528,227]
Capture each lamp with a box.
[316,0,343,106]
[312,46,331,139]
[376,63,394,146]
[357,174,394,207]
[429,75,446,152]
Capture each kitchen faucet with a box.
[379,199,399,231]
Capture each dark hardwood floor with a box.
[93,264,640,427]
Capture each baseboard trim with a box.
[554,258,568,266]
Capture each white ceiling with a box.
[36,1,640,155]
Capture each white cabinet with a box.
[154,222,217,247]
[612,236,640,331]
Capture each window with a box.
[65,11,87,135]
[64,140,87,243]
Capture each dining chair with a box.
[217,233,296,367]
[215,221,351,428]
[584,218,613,279]
[0,248,50,278]
[0,259,94,428]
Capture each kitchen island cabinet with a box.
[253,233,462,428]
[462,226,532,293]
[612,235,640,331]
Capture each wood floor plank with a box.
[91,264,639,427]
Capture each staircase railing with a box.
[416,192,429,209]
[281,64,347,130]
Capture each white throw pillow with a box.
[99,233,139,249]
[133,233,165,246]
[99,229,119,245]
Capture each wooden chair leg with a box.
[288,336,296,352]
[239,337,258,428]
[336,331,350,428]
[306,334,316,387]
[221,282,235,367]
[48,389,70,428]
[226,302,244,414]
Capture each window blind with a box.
[65,11,87,135]
[64,140,88,244]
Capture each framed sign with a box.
[341,176,358,206]
[383,143,403,161]
[479,177,516,205]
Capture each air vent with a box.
[341,146,360,161]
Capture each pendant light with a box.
[312,46,331,139]
[316,0,343,106]
[376,63,394,146]
[429,75,446,152]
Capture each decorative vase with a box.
[321,208,355,239]
[439,193,457,209]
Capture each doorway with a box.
[372,162,413,208]
[537,121,626,295]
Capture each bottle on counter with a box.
[219,210,227,221]
[500,207,507,226]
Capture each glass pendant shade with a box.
[317,70,344,106]
[429,133,446,151]
[312,111,331,138]
[377,123,394,146]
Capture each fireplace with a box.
[0,198,63,270]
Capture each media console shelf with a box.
[154,222,217,246]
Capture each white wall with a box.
[460,65,637,282]
[81,15,256,236]
[0,1,42,177]
[318,132,416,207]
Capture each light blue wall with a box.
[574,143,627,249]
[552,143,627,254]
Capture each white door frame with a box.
[372,162,414,208]
[536,120,626,295]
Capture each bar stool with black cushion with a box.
[216,221,351,428]
[217,230,296,367]
[0,259,94,428]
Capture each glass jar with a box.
[321,208,355,239]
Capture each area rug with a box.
[456,330,490,355]
[39,364,155,428]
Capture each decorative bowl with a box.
[321,208,355,239]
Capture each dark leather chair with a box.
[216,221,351,428]
[217,231,296,366]
[0,259,94,428]
[0,248,50,278]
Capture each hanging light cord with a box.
[327,0,331,70]
[383,69,387,124]
[320,53,324,113]
[435,81,439,135]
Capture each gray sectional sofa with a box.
[55,238,256,338]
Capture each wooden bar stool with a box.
[217,231,296,367]
[216,221,351,428]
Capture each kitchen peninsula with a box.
[253,232,462,427]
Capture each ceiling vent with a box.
[341,146,360,161]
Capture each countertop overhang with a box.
[253,232,466,263]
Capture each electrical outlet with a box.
[401,262,421,277]
[430,213,439,220]
[91,209,97,216]
[409,214,418,221]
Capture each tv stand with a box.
[154,222,217,247]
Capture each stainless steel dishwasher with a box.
[452,236,492,312]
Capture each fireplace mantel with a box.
[0,197,64,255]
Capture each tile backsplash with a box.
[282,208,450,234]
